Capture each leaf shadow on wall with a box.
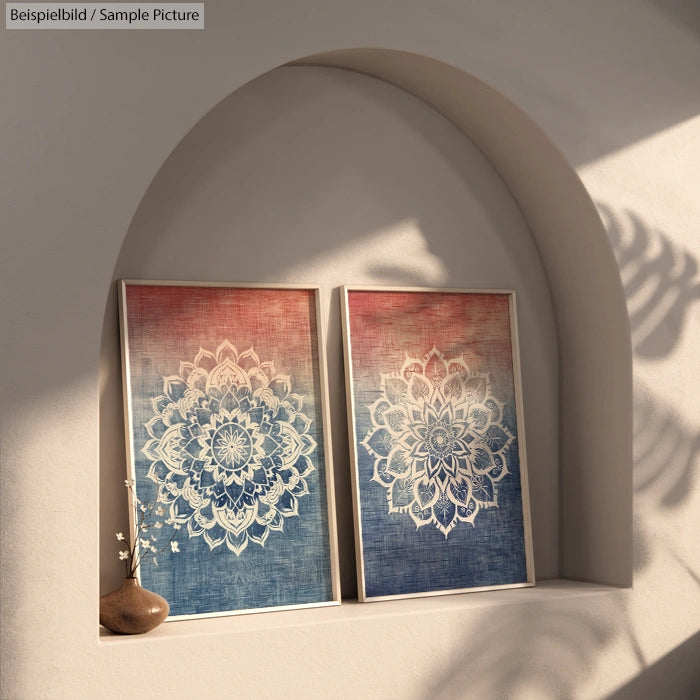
[425,206,700,699]
[595,206,700,696]
[652,0,700,34]
[633,385,700,511]
[605,631,700,700]
[424,598,621,700]
[424,385,700,700]
[602,199,700,614]
[598,202,700,359]
[599,199,700,697]
[629,386,700,604]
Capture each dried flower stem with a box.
[115,479,180,578]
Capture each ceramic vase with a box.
[99,577,169,634]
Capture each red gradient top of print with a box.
[124,284,319,392]
[346,289,514,397]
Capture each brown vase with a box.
[100,577,169,634]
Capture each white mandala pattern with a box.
[362,348,514,536]
[141,340,316,555]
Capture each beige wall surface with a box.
[1,1,699,698]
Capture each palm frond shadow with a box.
[633,387,700,509]
[425,598,621,700]
[598,203,700,359]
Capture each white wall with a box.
[2,1,699,698]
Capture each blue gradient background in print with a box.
[346,290,530,599]
[122,284,334,616]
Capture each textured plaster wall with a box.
[578,117,700,683]
[1,1,699,699]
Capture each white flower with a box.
[173,523,181,530]
[155,506,164,516]
[119,550,130,560]
[140,538,151,548]
[154,522,163,529]
[115,532,125,541]
[170,541,180,553]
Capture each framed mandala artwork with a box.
[118,281,340,618]
[341,287,535,601]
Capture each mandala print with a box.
[362,348,514,537]
[141,340,316,555]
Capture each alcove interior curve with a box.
[100,58,632,598]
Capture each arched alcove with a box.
[297,49,633,587]
[100,51,631,599]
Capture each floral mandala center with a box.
[212,423,253,471]
[362,347,514,536]
[141,340,316,555]
[427,425,454,456]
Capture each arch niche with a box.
[102,48,631,594]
